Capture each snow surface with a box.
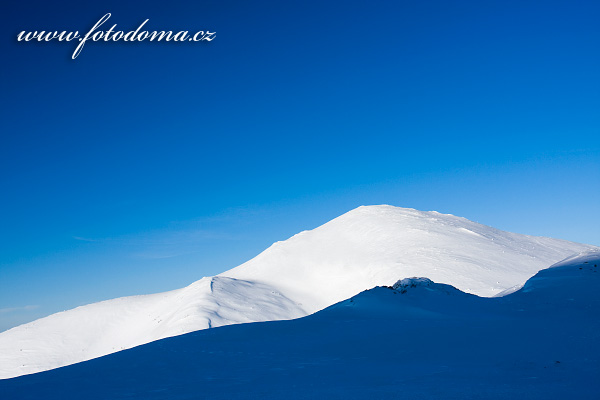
[0,205,597,379]
[1,250,598,399]
[221,205,597,310]
[0,277,304,379]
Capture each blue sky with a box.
[1,0,599,331]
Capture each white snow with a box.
[220,205,597,311]
[0,205,597,379]
[1,250,598,399]
[0,277,304,379]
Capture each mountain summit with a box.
[221,205,595,312]
[0,205,596,379]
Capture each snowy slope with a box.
[0,277,304,379]
[221,205,598,312]
[0,205,597,379]
[1,250,598,399]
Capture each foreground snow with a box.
[1,251,598,399]
[0,205,597,379]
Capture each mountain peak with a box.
[1,206,597,379]
[340,204,455,221]
[223,205,597,311]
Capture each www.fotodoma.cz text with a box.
[17,13,216,59]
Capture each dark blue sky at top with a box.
[1,0,599,330]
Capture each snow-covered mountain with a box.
[0,205,597,379]
[0,277,304,380]
[2,250,598,399]
[222,205,597,311]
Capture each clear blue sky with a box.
[1,0,599,331]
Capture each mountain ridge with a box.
[1,205,597,379]
[2,251,598,399]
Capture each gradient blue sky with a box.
[1,0,599,331]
